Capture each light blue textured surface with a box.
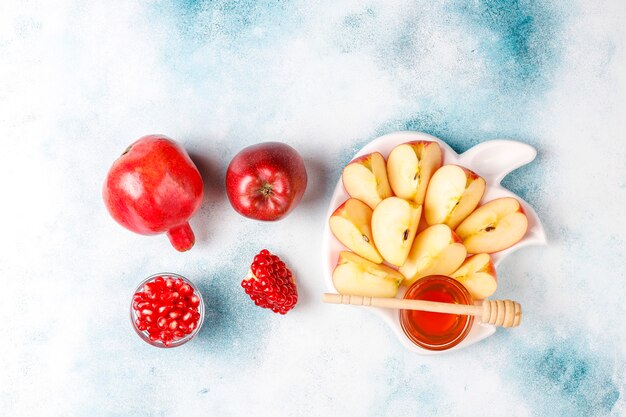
[0,1,624,416]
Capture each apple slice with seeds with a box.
[387,141,442,205]
[455,197,528,254]
[329,198,383,263]
[371,197,422,267]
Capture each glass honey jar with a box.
[400,275,474,351]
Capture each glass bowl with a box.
[399,275,474,351]
[130,273,204,348]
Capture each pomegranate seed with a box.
[179,284,192,296]
[159,291,172,302]
[189,295,200,307]
[133,275,202,345]
[157,317,168,329]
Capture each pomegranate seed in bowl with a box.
[130,273,204,348]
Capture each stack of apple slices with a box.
[329,141,528,301]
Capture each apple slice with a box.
[387,141,443,204]
[424,165,486,229]
[329,198,383,263]
[342,152,393,209]
[455,197,528,254]
[332,251,404,297]
[371,197,422,266]
[450,253,497,299]
[399,224,467,286]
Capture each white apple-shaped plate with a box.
[322,131,547,355]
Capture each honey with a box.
[400,275,474,351]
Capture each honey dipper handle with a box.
[322,294,522,328]
[322,293,481,316]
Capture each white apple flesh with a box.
[371,197,422,266]
[332,251,404,297]
[424,165,486,229]
[342,152,393,209]
[329,198,383,263]
[386,141,442,205]
[450,253,497,300]
[455,197,528,254]
[399,224,467,286]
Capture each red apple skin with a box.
[225,142,307,221]
[349,153,374,165]
[103,135,204,252]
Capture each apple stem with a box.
[166,222,195,252]
[260,183,273,197]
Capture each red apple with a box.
[103,135,204,252]
[226,142,307,221]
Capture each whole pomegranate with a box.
[103,135,203,251]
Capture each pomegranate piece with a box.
[132,275,202,345]
[241,249,298,314]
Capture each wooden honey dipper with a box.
[322,293,522,328]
